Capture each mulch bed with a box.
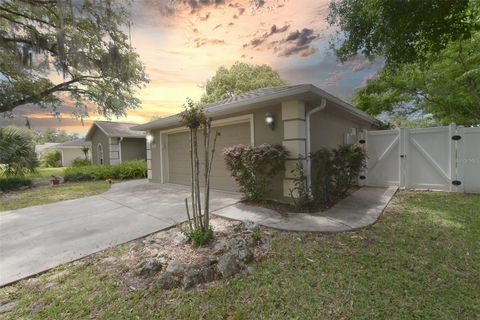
[241,186,360,216]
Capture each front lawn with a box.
[0,181,110,211]
[0,191,478,319]
[28,167,65,181]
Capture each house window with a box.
[97,143,104,165]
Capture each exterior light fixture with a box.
[265,112,275,130]
[146,133,154,144]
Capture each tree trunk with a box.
[193,128,203,229]
[189,129,197,229]
[203,120,211,228]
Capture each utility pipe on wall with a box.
[306,98,327,189]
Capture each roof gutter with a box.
[132,84,376,131]
[306,98,327,189]
[132,85,315,131]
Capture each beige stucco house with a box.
[52,139,91,166]
[132,84,377,199]
[85,121,146,165]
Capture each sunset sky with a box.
[1,0,383,135]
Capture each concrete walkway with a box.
[214,186,398,232]
[1,182,396,287]
[0,180,240,286]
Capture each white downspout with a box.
[306,98,327,189]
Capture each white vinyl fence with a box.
[362,125,480,193]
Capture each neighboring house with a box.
[35,143,60,159]
[52,139,91,167]
[85,121,146,165]
[132,84,377,199]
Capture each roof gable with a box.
[85,121,145,141]
[56,139,91,147]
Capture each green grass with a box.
[1,191,479,319]
[28,167,65,181]
[0,181,110,211]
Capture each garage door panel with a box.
[167,122,250,191]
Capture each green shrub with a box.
[0,177,33,192]
[331,144,366,195]
[289,161,316,212]
[63,160,147,182]
[291,144,366,210]
[42,149,62,167]
[310,148,335,206]
[70,157,91,167]
[181,225,214,246]
[224,144,289,201]
[0,126,38,176]
[118,160,147,179]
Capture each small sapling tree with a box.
[180,98,219,245]
[81,146,90,160]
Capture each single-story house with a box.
[35,142,60,159]
[132,84,377,199]
[85,121,146,165]
[52,139,91,166]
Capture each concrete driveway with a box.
[0,180,240,286]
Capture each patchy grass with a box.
[0,181,110,211]
[0,191,479,319]
[28,167,65,182]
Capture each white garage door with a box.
[167,122,251,191]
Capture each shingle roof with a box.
[132,83,377,131]
[35,143,60,153]
[56,139,91,147]
[204,84,307,110]
[86,121,145,140]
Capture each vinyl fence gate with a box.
[362,125,480,193]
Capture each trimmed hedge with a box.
[70,157,92,167]
[0,177,33,192]
[63,160,147,182]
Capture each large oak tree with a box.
[353,32,480,125]
[199,61,287,105]
[328,0,480,125]
[0,0,148,118]
[328,0,476,67]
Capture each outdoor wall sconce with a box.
[265,112,275,130]
[146,132,155,147]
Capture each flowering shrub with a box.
[224,144,289,201]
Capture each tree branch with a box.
[6,76,102,109]
[0,4,56,27]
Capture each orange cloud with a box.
[6,0,366,135]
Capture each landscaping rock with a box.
[183,269,201,289]
[166,260,184,274]
[155,251,169,264]
[183,266,216,289]
[171,232,189,246]
[191,257,217,269]
[235,247,254,263]
[201,266,216,283]
[140,257,163,275]
[217,252,241,277]
[212,239,228,255]
[243,220,259,233]
[156,272,179,290]
[228,235,247,250]
[246,264,256,274]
